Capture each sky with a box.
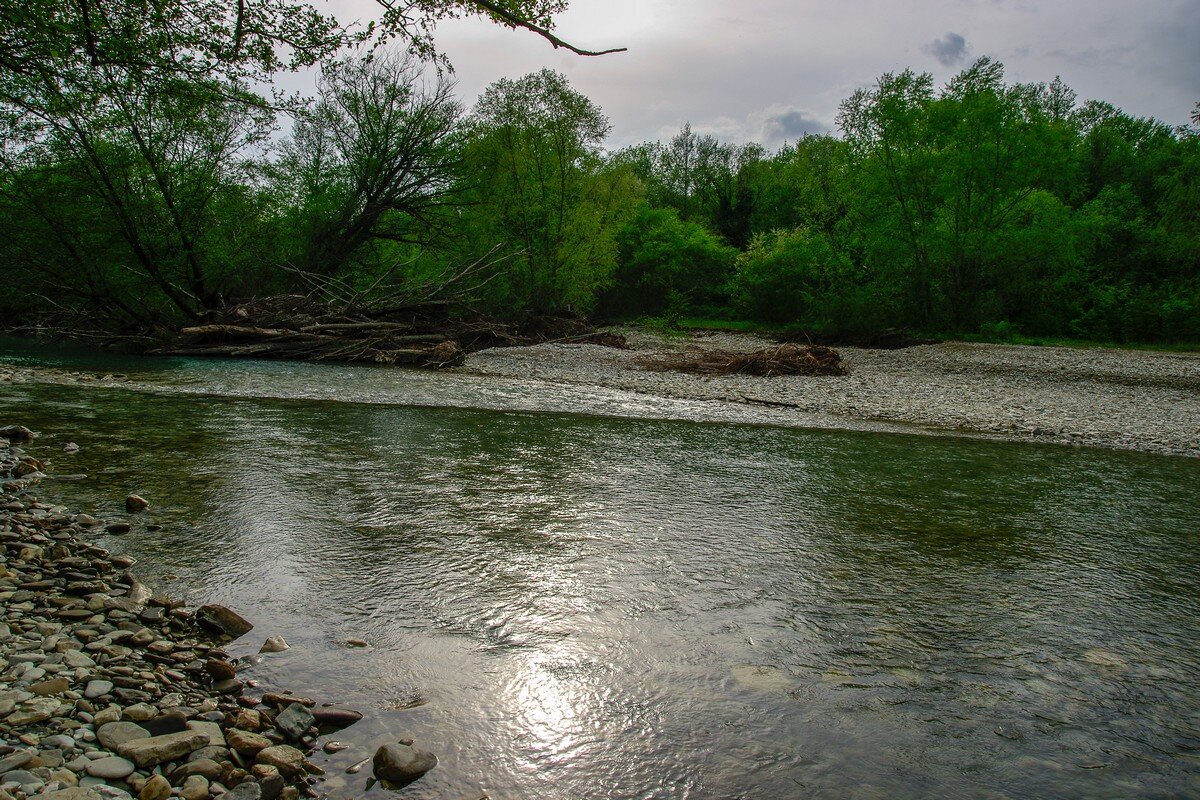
[331,0,1200,150]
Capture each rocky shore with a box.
[0,427,436,800]
[464,329,1200,457]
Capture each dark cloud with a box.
[765,109,828,142]
[926,32,969,66]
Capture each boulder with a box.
[85,756,136,780]
[125,494,149,513]
[273,703,314,741]
[117,731,208,768]
[372,743,437,785]
[311,707,363,732]
[254,745,305,777]
[138,774,171,800]
[226,729,272,755]
[195,605,253,638]
[258,636,289,654]
[0,425,34,442]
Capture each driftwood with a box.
[147,275,626,370]
[638,344,847,377]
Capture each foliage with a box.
[0,24,1196,347]
[459,69,638,314]
[598,206,737,318]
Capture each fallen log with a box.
[299,322,414,334]
[178,324,295,341]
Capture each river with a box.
[2,342,1199,799]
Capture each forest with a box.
[1,0,1198,347]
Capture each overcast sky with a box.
[332,0,1199,149]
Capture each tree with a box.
[462,69,638,313]
[275,51,462,278]
[600,206,737,318]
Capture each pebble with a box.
[85,756,136,779]
[0,435,387,800]
[465,330,1200,457]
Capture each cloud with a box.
[765,109,829,141]
[926,32,970,66]
[679,105,830,148]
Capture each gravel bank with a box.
[0,428,435,800]
[462,329,1200,457]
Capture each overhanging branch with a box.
[465,0,627,57]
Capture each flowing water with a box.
[2,342,1199,799]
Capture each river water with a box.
[2,343,1199,799]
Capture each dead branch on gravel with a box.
[638,344,847,377]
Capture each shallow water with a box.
[2,345,1199,799]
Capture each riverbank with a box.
[0,429,434,800]
[462,329,1200,457]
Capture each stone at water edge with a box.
[195,604,254,638]
[372,743,438,785]
[274,703,315,741]
[259,635,289,653]
[255,745,306,777]
[0,424,34,441]
[75,513,100,526]
[227,728,273,755]
[311,707,364,732]
[105,522,132,534]
[63,442,80,452]
[125,494,149,512]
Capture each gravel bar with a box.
[462,329,1200,457]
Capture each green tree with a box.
[462,69,638,313]
[599,206,737,318]
[274,51,462,279]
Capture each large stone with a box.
[6,697,61,726]
[85,680,114,699]
[117,731,208,768]
[125,495,149,513]
[195,605,252,638]
[36,790,101,800]
[85,756,137,780]
[0,425,34,441]
[187,720,226,747]
[30,677,71,696]
[203,659,236,681]
[311,707,363,732]
[138,774,171,800]
[273,703,314,741]
[170,758,227,783]
[122,703,158,721]
[254,745,305,777]
[226,729,272,755]
[97,721,151,751]
[93,705,122,726]
[372,743,437,785]
[0,749,33,773]
[225,782,262,800]
[180,775,209,800]
[258,636,289,654]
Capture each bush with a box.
[731,227,854,325]
[597,206,737,318]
